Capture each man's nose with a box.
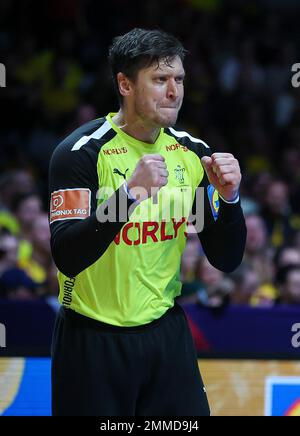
[167,79,179,99]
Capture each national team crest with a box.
[207,184,219,220]
[174,165,185,184]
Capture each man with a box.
[49,28,246,416]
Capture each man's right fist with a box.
[127,154,168,202]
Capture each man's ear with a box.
[117,72,132,98]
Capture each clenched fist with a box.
[201,153,241,202]
[127,154,168,202]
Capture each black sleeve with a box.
[197,185,247,273]
[191,156,246,273]
[48,142,135,278]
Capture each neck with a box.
[112,109,160,144]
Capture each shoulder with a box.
[49,117,114,179]
[52,117,116,159]
[164,126,211,158]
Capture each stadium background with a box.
[1,0,300,416]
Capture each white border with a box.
[49,188,91,224]
[71,120,111,151]
[265,376,300,416]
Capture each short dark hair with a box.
[108,28,187,105]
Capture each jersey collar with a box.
[106,113,164,151]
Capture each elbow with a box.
[202,220,247,273]
[217,223,247,273]
[206,249,245,274]
[217,258,243,274]
[51,241,80,278]
[52,256,79,278]
[207,257,242,274]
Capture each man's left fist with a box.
[201,153,241,202]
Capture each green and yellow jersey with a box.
[49,113,246,326]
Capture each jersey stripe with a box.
[168,127,210,148]
[71,120,112,151]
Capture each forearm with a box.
[199,199,246,273]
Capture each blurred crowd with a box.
[1,0,300,308]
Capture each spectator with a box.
[19,213,54,295]
[0,232,36,300]
[194,256,233,308]
[11,192,43,242]
[276,265,300,305]
[260,180,298,248]
[244,213,274,285]
[273,246,300,269]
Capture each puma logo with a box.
[113,168,129,180]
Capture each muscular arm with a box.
[190,150,246,273]
[165,129,246,273]
[198,191,247,273]
[49,142,135,278]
